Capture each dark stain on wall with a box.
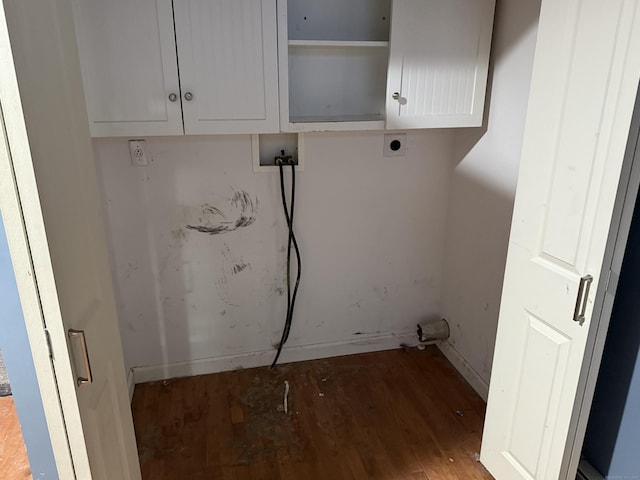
[187,190,258,235]
[233,263,250,274]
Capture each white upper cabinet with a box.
[386,0,495,129]
[73,0,495,136]
[173,0,280,134]
[279,0,495,132]
[72,0,279,137]
[71,0,182,137]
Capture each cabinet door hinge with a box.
[44,328,53,360]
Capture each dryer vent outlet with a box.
[417,318,450,343]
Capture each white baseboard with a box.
[437,340,489,401]
[127,368,135,404]
[131,331,419,385]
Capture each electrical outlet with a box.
[383,133,407,157]
[129,139,149,166]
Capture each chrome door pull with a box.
[573,275,593,325]
[68,329,93,386]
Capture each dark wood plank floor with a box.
[132,346,493,480]
[0,396,31,480]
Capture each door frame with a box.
[561,82,640,479]
[0,102,76,478]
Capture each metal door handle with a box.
[68,329,93,386]
[184,92,193,101]
[573,275,593,325]
[392,92,400,101]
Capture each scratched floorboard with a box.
[132,346,493,480]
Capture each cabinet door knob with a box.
[392,92,400,101]
[184,92,193,101]
[168,93,178,102]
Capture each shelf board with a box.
[290,114,384,123]
[285,118,386,133]
[288,40,389,48]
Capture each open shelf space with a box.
[287,44,388,126]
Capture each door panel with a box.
[0,0,141,478]
[485,244,587,480]
[481,1,640,479]
[84,361,130,480]
[174,0,280,134]
[507,312,570,474]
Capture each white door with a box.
[174,0,280,134]
[71,0,182,137]
[0,1,141,479]
[385,0,495,129]
[481,1,640,479]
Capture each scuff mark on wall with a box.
[171,228,188,241]
[215,270,229,298]
[199,239,264,308]
[349,300,363,309]
[186,189,258,235]
[124,262,139,279]
[233,263,250,274]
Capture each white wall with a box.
[440,0,542,395]
[95,1,544,387]
[95,130,455,375]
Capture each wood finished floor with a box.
[0,396,31,480]
[132,346,493,480]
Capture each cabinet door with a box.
[386,0,495,129]
[71,0,182,137]
[174,0,280,135]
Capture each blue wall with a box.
[583,192,640,478]
[0,214,57,478]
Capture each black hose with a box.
[271,162,302,368]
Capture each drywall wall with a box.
[94,131,454,375]
[0,215,57,479]
[439,0,542,394]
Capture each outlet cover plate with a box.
[383,133,407,157]
[129,139,149,166]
